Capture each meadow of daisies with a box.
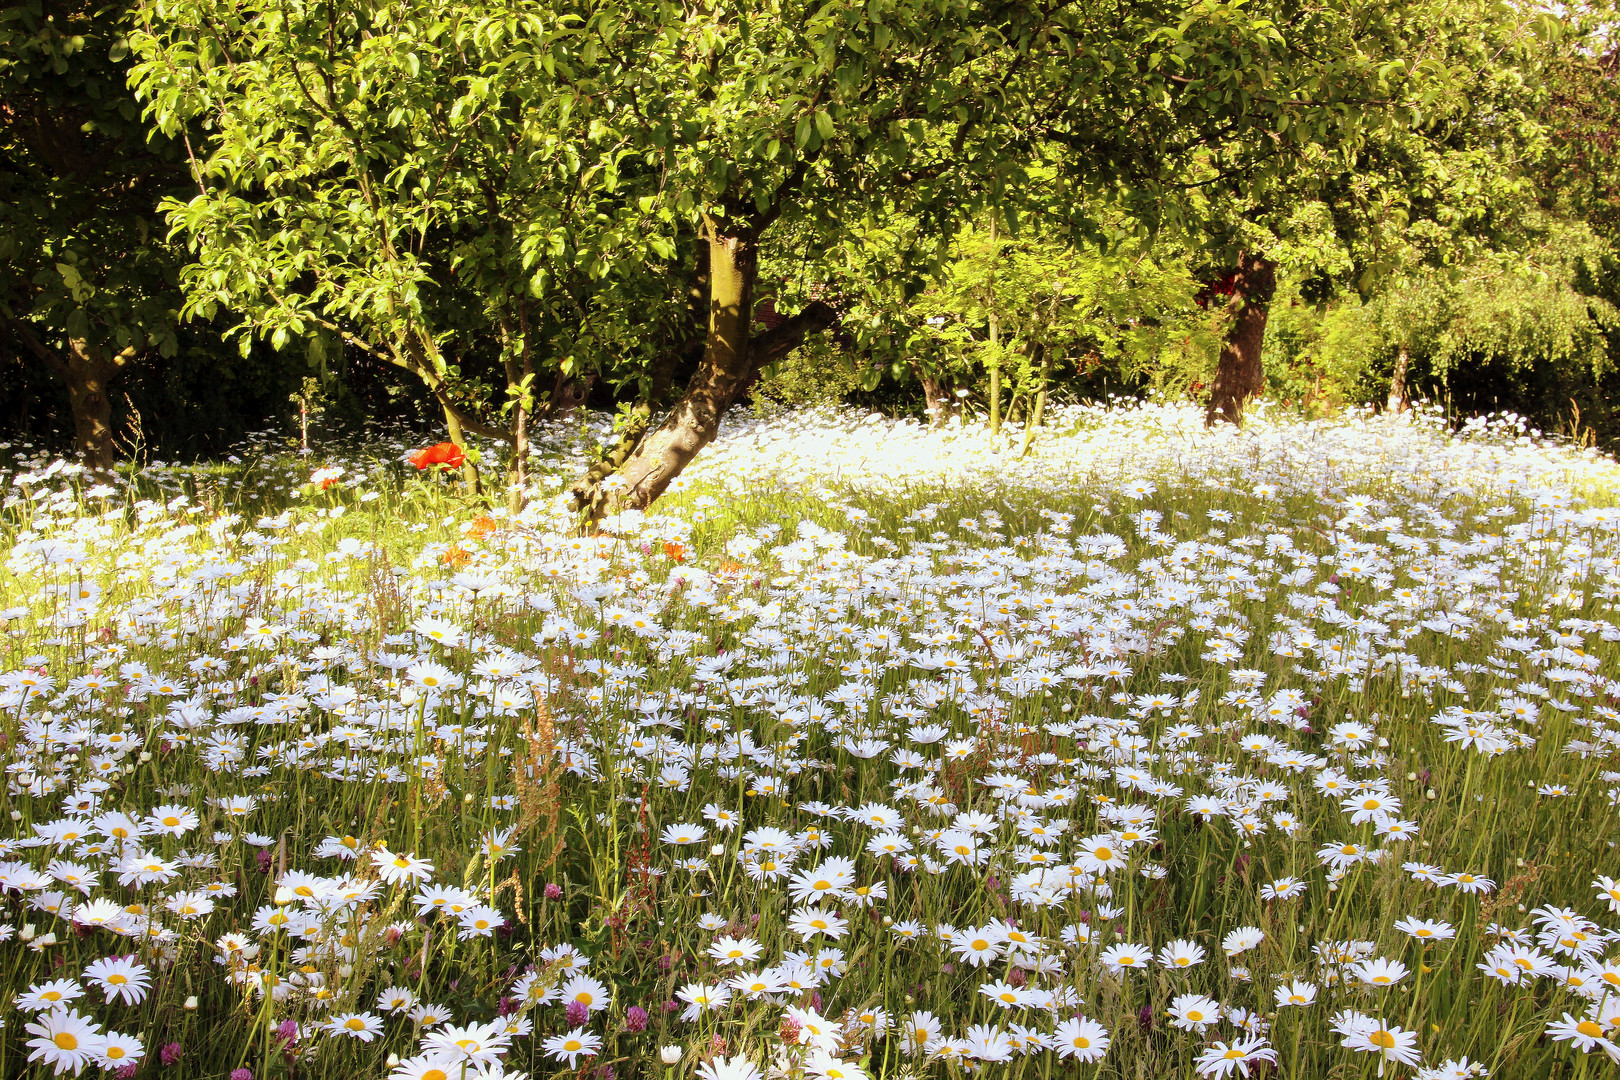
[3,400,1620,1080]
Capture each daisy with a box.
[707,935,764,966]
[1051,1015,1110,1062]
[1194,1037,1277,1079]
[326,1013,384,1041]
[82,956,150,1006]
[1394,917,1456,942]
[1274,978,1318,1007]
[371,849,435,885]
[1168,993,1223,1032]
[389,1053,465,1080]
[1158,939,1207,969]
[559,975,611,1013]
[694,1056,763,1080]
[675,982,730,1022]
[24,1008,104,1076]
[1100,942,1153,974]
[421,1020,512,1065]
[542,1027,602,1068]
[19,980,85,1012]
[1221,926,1265,957]
[1341,1019,1423,1075]
[92,1031,143,1069]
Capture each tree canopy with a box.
[0,0,1615,482]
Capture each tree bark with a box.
[986,217,1002,450]
[6,318,126,471]
[601,223,759,511]
[583,224,835,518]
[500,301,535,513]
[1019,343,1052,458]
[1387,346,1410,413]
[1203,252,1277,428]
[63,343,119,472]
[912,362,956,426]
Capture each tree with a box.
[1,0,194,469]
[1153,1,1555,430]
[135,0,1536,510]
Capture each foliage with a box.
[0,0,187,355]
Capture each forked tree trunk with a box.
[570,230,835,524]
[1019,343,1052,458]
[1204,251,1277,428]
[611,225,759,510]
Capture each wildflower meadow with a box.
[3,402,1620,1080]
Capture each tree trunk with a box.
[6,319,126,472]
[63,344,118,472]
[986,218,1002,451]
[1019,343,1052,458]
[912,363,956,426]
[1203,251,1277,428]
[607,224,760,510]
[501,302,535,513]
[577,229,835,520]
[1387,346,1410,413]
[986,316,1002,450]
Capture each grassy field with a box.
[1,401,1618,1080]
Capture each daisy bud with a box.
[273,886,295,905]
[7,810,19,821]
[184,996,199,1010]
[387,1055,399,1068]
[19,923,34,941]
[659,1046,682,1065]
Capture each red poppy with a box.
[409,442,466,470]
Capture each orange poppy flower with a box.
[409,442,466,470]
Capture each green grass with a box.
[0,407,1618,1080]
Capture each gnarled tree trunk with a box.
[587,223,835,518]
[1204,251,1277,428]
[612,223,759,510]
